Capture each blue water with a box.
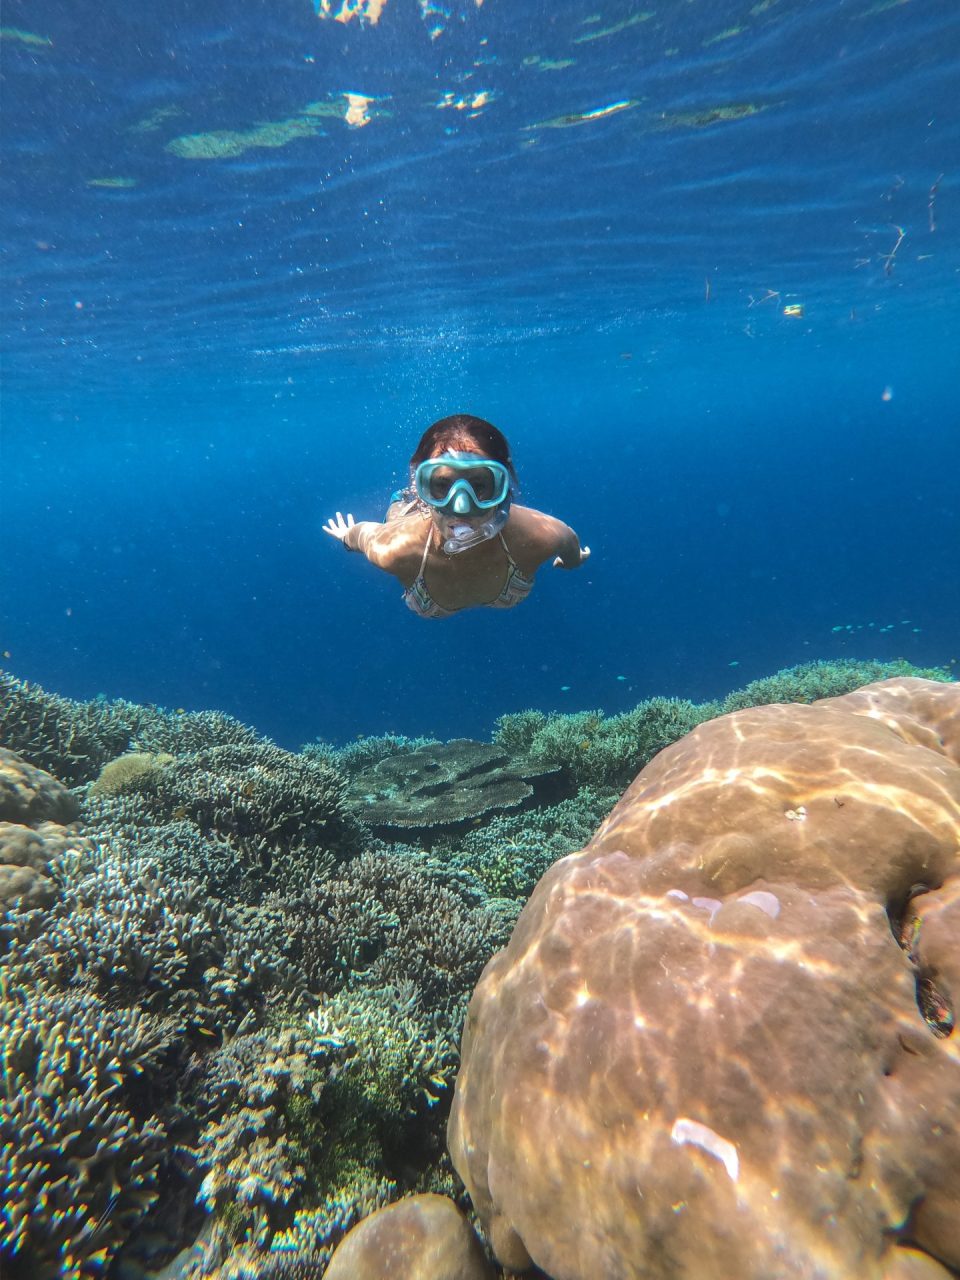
[2,0,958,748]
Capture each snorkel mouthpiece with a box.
[441,503,510,555]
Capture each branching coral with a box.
[449,787,615,900]
[107,743,363,894]
[492,661,953,794]
[717,657,951,713]
[2,843,281,1033]
[303,732,442,775]
[268,850,512,1020]
[0,980,173,1278]
[0,668,262,785]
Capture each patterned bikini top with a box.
[404,531,535,619]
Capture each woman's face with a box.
[418,449,509,533]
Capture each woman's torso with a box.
[390,507,540,617]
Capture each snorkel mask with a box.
[414,452,513,555]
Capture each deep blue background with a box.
[2,0,958,747]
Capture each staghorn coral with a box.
[448,787,618,900]
[181,1026,339,1257]
[0,668,265,785]
[717,657,952,713]
[254,1176,395,1276]
[2,843,281,1033]
[111,742,363,893]
[495,698,710,792]
[0,979,173,1278]
[269,849,512,1020]
[493,660,953,794]
[80,794,253,901]
[448,677,960,1279]
[180,1006,410,1279]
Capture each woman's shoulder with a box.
[507,504,574,546]
[366,510,430,577]
[504,505,576,569]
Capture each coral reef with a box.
[304,732,441,775]
[447,787,614,900]
[3,660,953,1279]
[0,668,265,785]
[267,849,512,1019]
[108,742,364,894]
[0,744,80,824]
[0,980,173,1278]
[323,1193,495,1280]
[0,746,86,908]
[89,749,175,796]
[344,738,564,835]
[448,678,960,1278]
[493,659,953,793]
[2,843,280,1033]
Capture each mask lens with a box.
[427,469,456,501]
[416,456,509,509]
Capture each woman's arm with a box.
[323,511,407,571]
[552,523,591,569]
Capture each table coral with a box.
[344,738,564,835]
[448,677,960,1279]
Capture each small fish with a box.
[560,685,571,692]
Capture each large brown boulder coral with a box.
[324,1194,496,1280]
[448,678,960,1279]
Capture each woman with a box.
[324,414,589,618]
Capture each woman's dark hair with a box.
[410,414,517,483]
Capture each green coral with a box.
[496,698,708,791]
[303,733,441,776]
[448,788,616,900]
[492,661,953,794]
[717,658,952,713]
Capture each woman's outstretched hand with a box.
[323,511,356,541]
[553,546,591,569]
